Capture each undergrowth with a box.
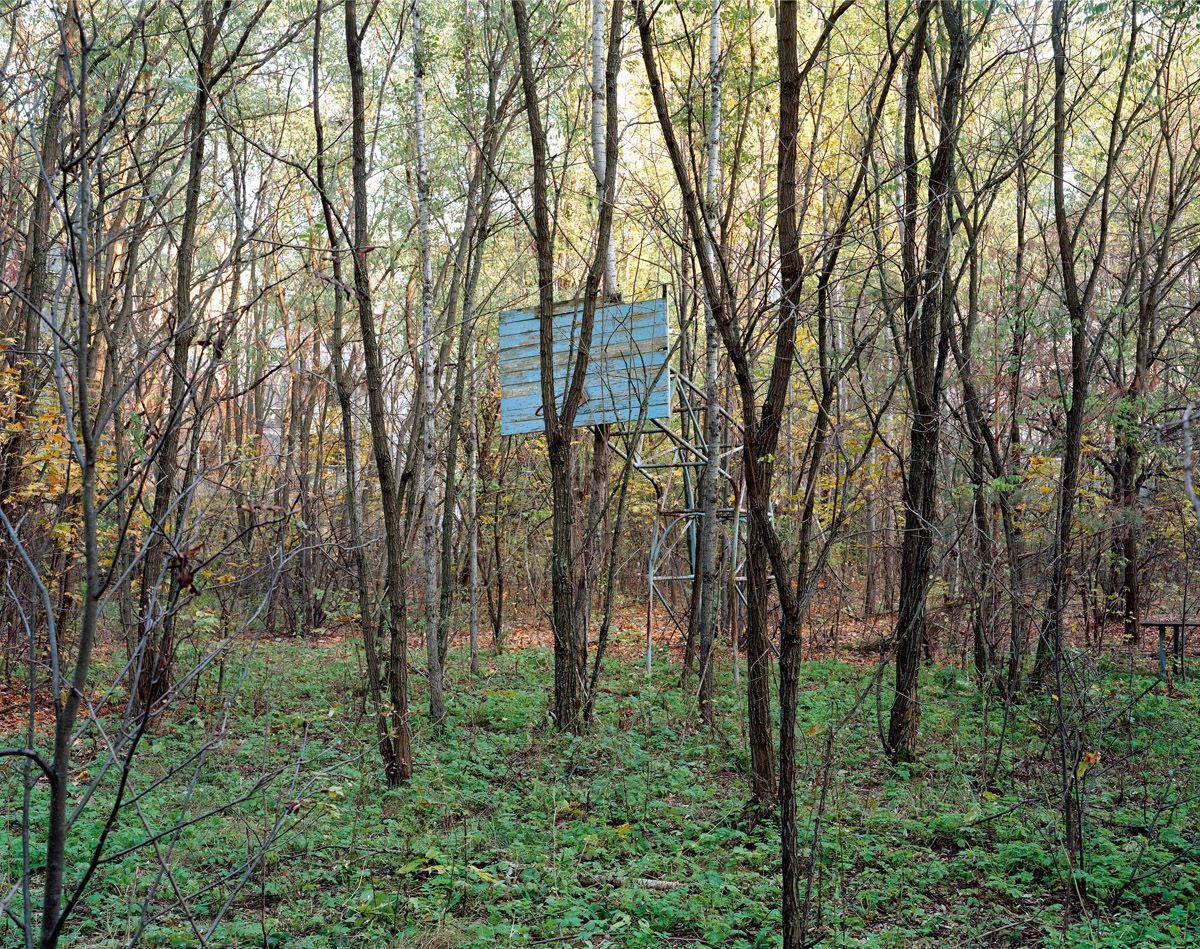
[3,635,1199,946]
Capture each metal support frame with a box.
[619,372,747,674]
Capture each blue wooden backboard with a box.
[499,298,671,436]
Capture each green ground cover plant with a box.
[6,638,1197,946]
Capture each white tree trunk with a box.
[695,0,723,720]
[468,334,480,674]
[413,0,446,723]
[592,0,617,297]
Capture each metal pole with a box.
[646,530,656,675]
[1181,544,1190,681]
[730,479,743,688]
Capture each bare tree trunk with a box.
[1034,0,1133,676]
[693,0,723,725]
[1033,0,1137,869]
[513,0,621,732]
[514,0,578,729]
[37,15,105,941]
[591,0,617,295]
[784,18,901,942]
[886,0,966,763]
[412,0,447,725]
[1003,85,1033,696]
[580,0,616,658]
[1,53,67,506]
[467,332,481,674]
[637,0,771,804]
[948,207,1011,687]
[137,0,224,713]
[312,0,402,784]
[438,18,505,665]
[346,0,413,783]
[969,450,994,678]
[774,3,808,928]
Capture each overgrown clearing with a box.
[6,631,1198,946]
[8,0,1200,943]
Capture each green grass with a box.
[4,636,1200,946]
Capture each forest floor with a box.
[3,615,1200,946]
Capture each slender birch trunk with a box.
[468,334,481,674]
[579,0,616,660]
[694,0,722,724]
[412,0,447,724]
[592,0,617,295]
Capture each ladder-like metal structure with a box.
[501,292,748,674]
[610,372,748,673]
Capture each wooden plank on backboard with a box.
[499,298,671,436]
